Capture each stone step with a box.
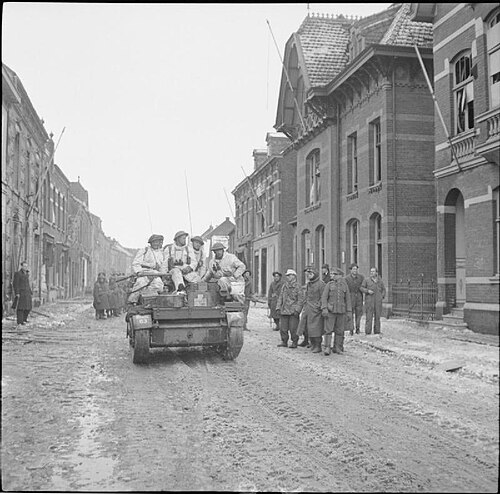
[450,308,464,317]
[441,315,468,328]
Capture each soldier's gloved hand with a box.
[181,266,193,275]
[322,308,329,318]
[197,261,203,269]
[229,276,236,282]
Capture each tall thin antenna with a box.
[146,200,153,234]
[266,27,270,111]
[185,170,193,236]
[266,19,307,132]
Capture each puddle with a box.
[50,385,124,490]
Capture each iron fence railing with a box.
[391,277,437,320]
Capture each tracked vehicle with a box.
[125,280,244,364]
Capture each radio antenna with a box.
[185,170,193,236]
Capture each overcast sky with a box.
[3,2,391,249]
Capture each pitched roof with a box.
[380,3,433,47]
[296,14,353,87]
[208,217,235,237]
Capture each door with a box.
[455,194,466,307]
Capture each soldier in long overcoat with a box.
[299,267,326,353]
[93,272,110,319]
[107,276,121,317]
[267,271,283,331]
[360,267,386,334]
[13,261,33,325]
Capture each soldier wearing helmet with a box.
[128,234,166,304]
[160,230,200,293]
[202,242,246,298]
[190,235,207,279]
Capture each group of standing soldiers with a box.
[267,263,386,355]
[92,272,129,319]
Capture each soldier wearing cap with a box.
[275,269,305,348]
[267,271,284,331]
[202,242,246,298]
[360,267,386,335]
[190,235,207,279]
[161,231,200,293]
[128,234,166,304]
[321,266,352,355]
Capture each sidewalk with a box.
[250,306,499,381]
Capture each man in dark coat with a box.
[267,271,283,331]
[242,269,258,331]
[13,261,32,325]
[93,272,110,320]
[276,269,304,348]
[344,263,365,335]
[321,267,352,355]
[299,267,326,353]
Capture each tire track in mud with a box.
[173,338,497,493]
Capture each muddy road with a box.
[1,300,498,492]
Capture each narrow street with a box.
[1,299,499,492]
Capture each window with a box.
[487,9,500,108]
[349,220,360,265]
[305,149,320,206]
[369,120,382,184]
[25,151,31,197]
[13,132,21,189]
[347,132,358,193]
[375,214,383,277]
[268,184,275,226]
[453,52,474,134]
[495,187,500,275]
[302,230,313,271]
[316,225,326,267]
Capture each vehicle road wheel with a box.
[225,325,244,360]
[133,329,150,364]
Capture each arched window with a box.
[316,225,326,267]
[306,149,320,206]
[302,230,313,272]
[370,213,383,277]
[453,51,474,134]
[347,219,360,266]
[486,8,500,108]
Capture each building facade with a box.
[275,5,436,308]
[412,3,500,333]
[232,133,296,295]
[2,63,134,312]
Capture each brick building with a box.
[274,4,436,314]
[411,3,499,334]
[232,133,296,295]
[2,63,134,310]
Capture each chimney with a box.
[253,149,267,170]
[266,132,290,157]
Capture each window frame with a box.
[486,9,500,108]
[453,51,475,134]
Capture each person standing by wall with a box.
[267,271,284,332]
[360,267,386,335]
[300,267,326,353]
[321,267,352,355]
[242,269,259,331]
[276,269,304,349]
[12,261,33,326]
[93,272,110,320]
[344,263,365,335]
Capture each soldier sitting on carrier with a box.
[202,242,246,301]
[160,231,201,294]
[128,234,166,305]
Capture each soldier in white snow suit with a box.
[190,235,207,279]
[161,231,201,292]
[128,234,166,304]
[202,242,246,296]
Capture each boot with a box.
[323,334,332,355]
[311,337,322,353]
[298,336,309,347]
